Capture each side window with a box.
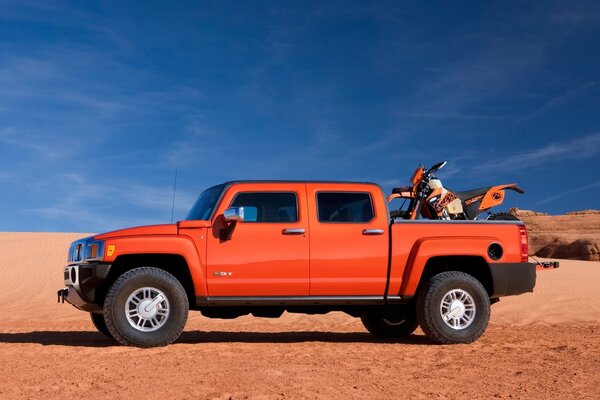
[230,192,298,223]
[317,192,374,223]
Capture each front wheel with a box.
[361,306,418,338]
[416,271,490,344]
[103,267,189,348]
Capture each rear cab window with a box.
[230,192,298,223]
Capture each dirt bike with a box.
[388,161,524,221]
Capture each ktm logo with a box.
[434,193,457,213]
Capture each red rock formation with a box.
[513,210,600,261]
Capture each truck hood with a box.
[94,224,178,240]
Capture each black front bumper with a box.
[58,261,112,312]
[489,262,537,298]
[58,286,100,312]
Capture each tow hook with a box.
[57,288,68,303]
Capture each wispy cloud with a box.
[402,40,545,121]
[22,171,197,232]
[0,127,76,159]
[520,80,600,121]
[473,132,600,174]
[536,179,600,205]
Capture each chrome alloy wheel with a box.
[125,287,170,332]
[439,289,476,330]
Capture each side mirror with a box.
[224,207,245,222]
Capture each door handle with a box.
[362,229,385,235]
[282,228,305,235]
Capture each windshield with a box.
[185,184,225,220]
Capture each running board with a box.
[196,295,403,307]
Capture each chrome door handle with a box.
[362,229,384,235]
[282,228,305,235]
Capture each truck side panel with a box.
[388,221,524,298]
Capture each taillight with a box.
[518,225,529,262]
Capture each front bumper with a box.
[57,286,100,312]
[489,262,537,298]
[58,261,112,312]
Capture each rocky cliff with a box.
[509,208,600,261]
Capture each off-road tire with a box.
[103,267,189,348]
[361,306,419,338]
[416,271,490,344]
[90,312,115,340]
[487,212,520,221]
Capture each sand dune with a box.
[0,232,599,399]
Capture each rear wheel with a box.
[90,312,114,340]
[416,271,490,344]
[361,306,418,338]
[487,212,519,221]
[103,267,189,348]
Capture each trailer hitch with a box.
[536,261,559,270]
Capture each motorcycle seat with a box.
[392,186,412,194]
[448,187,491,201]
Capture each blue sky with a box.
[1,1,599,232]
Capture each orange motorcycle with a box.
[388,161,524,221]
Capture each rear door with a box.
[206,183,310,297]
[306,183,389,295]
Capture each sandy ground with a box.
[1,232,599,399]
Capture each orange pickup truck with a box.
[58,181,539,347]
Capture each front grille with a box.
[74,243,83,262]
[67,237,104,263]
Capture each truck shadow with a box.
[180,331,431,345]
[0,331,431,347]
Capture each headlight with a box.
[68,237,105,262]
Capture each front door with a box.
[206,183,310,297]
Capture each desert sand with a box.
[1,232,599,399]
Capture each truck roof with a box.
[222,180,380,186]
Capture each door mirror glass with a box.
[242,206,257,222]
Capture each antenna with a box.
[170,168,178,223]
